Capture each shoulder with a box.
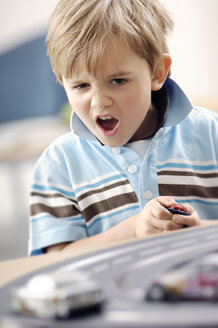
[191,106,218,118]
[35,131,89,173]
[34,131,107,178]
[39,131,88,159]
[181,107,218,144]
[189,106,218,128]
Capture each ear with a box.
[151,54,172,91]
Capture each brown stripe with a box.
[30,203,80,218]
[31,191,74,199]
[82,192,138,222]
[30,192,62,198]
[77,179,130,202]
[159,184,218,198]
[158,171,218,178]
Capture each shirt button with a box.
[112,147,121,154]
[128,165,137,174]
[145,190,153,200]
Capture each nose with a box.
[90,88,112,109]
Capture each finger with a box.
[164,220,184,231]
[151,202,175,221]
[151,216,183,231]
[156,196,178,208]
[172,214,197,227]
[180,203,194,214]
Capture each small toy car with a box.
[165,205,189,216]
[10,270,105,319]
[146,253,218,302]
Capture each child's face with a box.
[63,37,161,147]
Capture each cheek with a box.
[68,95,87,116]
[122,89,151,116]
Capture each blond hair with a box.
[47,0,173,84]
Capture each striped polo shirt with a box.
[29,78,218,255]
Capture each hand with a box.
[134,196,185,238]
[171,203,201,227]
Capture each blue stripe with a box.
[74,173,127,194]
[87,204,140,230]
[157,163,218,171]
[30,213,83,222]
[31,184,75,198]
[176,199,218,206]
[31,249,43,256]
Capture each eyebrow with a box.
[108,71,132,78]
[70,71,132,84]
[70,79,86,85]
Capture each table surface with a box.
[0,238,138,287]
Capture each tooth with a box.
[99,116,112,120]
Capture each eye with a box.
[111,78,127,86]
[74,83,89,89]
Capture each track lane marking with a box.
[139,247,163,258]
[92,263,109,273]
[169,238,198,248]
[112,256,132,266]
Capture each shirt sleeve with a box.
[28,142,88,256]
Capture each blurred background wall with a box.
[162,0,218,112]
[0,0,218,261]
[0,0,68,261]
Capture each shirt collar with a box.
[70,110,96,141]
[163,78,193,127]
[70,78,193,140]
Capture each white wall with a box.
[161,0,218,111]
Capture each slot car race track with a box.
[1,224,218,328]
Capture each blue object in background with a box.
[0,34,67,123]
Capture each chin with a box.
[101,138,127,148]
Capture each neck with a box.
[129,103,158,142]
[129,86,168,143]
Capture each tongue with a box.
[98,118,118,130]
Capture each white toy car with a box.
[10,270,105,319]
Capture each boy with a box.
[29,0,218,255]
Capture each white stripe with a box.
[30,195,79,209]
[86,202,138,227]
[31,188,76,202]
[79,184,133,211]
[158,175,218,187]
[31,188,59,195]
[30,212,82,221]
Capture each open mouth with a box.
[96,115,119,137]
[97,116,118,130]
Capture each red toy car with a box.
[146,253,218,302]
